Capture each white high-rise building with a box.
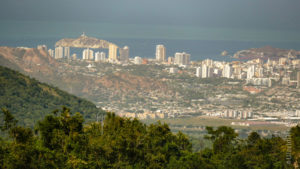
[202,64,208,78]
[95,52,101,62]
[48,49,54,58]
[257,67,264,78]
[64,47,70,59]
[223,64,232,78]
[83,48,94,60]
[109,44,118,62]
[95,52,106,62]
[134,56,142,65]
[247,65,255,79]
[156,45,166,62]
[204,59,213,67]
[196,67,202,77]
[119,46,129,63]
[54,46,63,59]
[174,52,190,66]
[100,52,106,61]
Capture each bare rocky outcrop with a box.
[0,46,59,80]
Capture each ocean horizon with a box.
[1,20,300,61]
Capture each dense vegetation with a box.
[0,66,104,127]
[0,107,299,168]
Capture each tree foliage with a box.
[0,108,298,168]
[0,66,104,127]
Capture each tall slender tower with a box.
[223,64,232,78]
[54,46,63,59]
[297,71,300,88]
[64,47,70,59]
[109,44,118,62]
[119,46,129,63]
[156,45,166,62]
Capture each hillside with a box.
[0,46,63,85]
[0,66,103,127]
[0,46,171,108]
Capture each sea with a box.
[1,20,300,62]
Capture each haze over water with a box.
[1,0,300,61]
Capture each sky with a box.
[0,0,300,43]
[1,0,300,31]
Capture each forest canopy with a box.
[0,107,299,169]
[0,66,104,127]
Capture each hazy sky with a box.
[1,0,300,31]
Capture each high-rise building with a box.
[119,46,129,63]
[48,49,54,58]
[95,52,101,62]
[202,64,208,78]
[156,45,166,62]
[247,65,255,79]
[214,69,222,77]
[257,67,264,78]
[54,46,63,59]
[174,53,183,65]
[95,52,106,62]
[83,48,94,60]
[64,47,70,59]
[100,52,106,61]
[297,72,300,88]
[167,57,174,64]
[82,49,88,60]
[223,64,232,78]
[109,44,118,62]
[196,67,202,77]
[174,52,190,65]
[204,59,213,67]
[208,67,214,78]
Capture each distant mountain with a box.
[233,46,300,60]
[0,66,104,127]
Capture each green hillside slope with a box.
[0,66,103,127]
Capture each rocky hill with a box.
[55,34,117,49]
[233,46,300,60]
[0,46,60,83]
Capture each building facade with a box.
[156,45,166,62]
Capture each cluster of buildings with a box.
[48,46,72,60]
[194,58,300,88]
[47,42,192,67]
[38,42,300,127]
[117,111,168,120]
[211,110,254,119]
[48,45,130,63]
[155,44,191,66]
